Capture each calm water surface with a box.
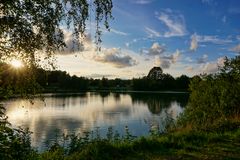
[4,92,188,150]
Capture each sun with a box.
[10,59,23,68]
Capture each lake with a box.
[3,91,189,150]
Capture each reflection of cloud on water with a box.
[167,101,183,120]
[3,92,188,150]
[4,93,142,148]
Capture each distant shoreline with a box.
[1,89,189,100]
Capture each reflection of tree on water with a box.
[112,93,121,102]
[130,93,189,114]
[51,92,88,98]
[48,93,88,108]
[93,91,111,104]
[30,117,85,151]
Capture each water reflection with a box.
[130,92,188,114]
[3,92,188,150]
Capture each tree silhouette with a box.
[0,1,113,158]
[0,0,113,66]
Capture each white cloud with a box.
[196,34,232,44]
[201,57,226,73]
[94,48,138,68]
[190,33,198,51]
[161,49,181,64]
[172,49,181,63]
[230,44,240,53]
[156,11,187,37]
[154,49,181,69]
[132,0,154,4]
[154,56,171,69]
[57,30,93,54]
[110,28,128,36]
[188,33,232,51]
[145,27,161,38]
[185,66,193,72]
[217,57,226,66]
[148,42,166,56]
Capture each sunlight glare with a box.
[10,59,23,68]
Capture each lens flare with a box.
[10,59,23,68]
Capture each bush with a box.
[178,56,240,131]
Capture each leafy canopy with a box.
[0,1,112,158]
[0,0,113,67]
[178,56,240,131]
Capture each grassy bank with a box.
[26,128,240,160]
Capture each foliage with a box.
[178,56,240,130]
[132,74,190,91]
[16,127,240,160]
[0,1,113,158]
[0,0,113,67]
[0,106,36,160]
[0,63,42,99]
[1,63,190,93]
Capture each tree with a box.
[147,67,163,80]
[175,75,190,90]
[0,1,113,158]
[178,56,240,131]
[0,0,113,67]
[0,0,113,96]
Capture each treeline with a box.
[0,63,190,92]
[0,63,191,94]
[35,68,190,92]
[35,68,132,91]
[132,74,190,91]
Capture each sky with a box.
[56,0,240,79]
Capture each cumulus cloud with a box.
[155,10,187,37]
[94,48,138,68]
[230,44,240,54]
[197,54,208,64]
[172,49,181,63]
[201,57,226,73]
[161,49,180,64]
[154,49,181,69]
[58,30,93,54]
[190,33,198,51]
[154,56,171,69]
[148,42,166,56]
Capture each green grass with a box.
[33,129,240,160]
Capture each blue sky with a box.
[57,0,240,79]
